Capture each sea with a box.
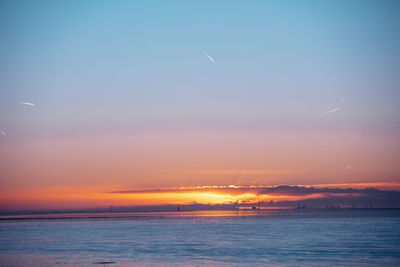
[0,209,399,266]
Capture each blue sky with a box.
[1,0,399,138]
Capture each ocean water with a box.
[0,209,399,266]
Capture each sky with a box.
[1,0,400,211]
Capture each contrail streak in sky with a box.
[20,102,36,106]
[203,50,215,63]
[321,107,340,116]
[0,130,6,136]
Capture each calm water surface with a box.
[0,209,399,266]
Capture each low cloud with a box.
[110,185,400,209]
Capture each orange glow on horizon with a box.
[1,181,397,211]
